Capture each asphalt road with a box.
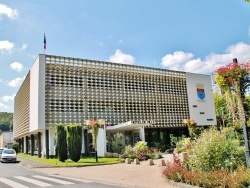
[0,162,126,188]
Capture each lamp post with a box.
[85,118,105,162]
[241,74,250,168]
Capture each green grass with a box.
[18,153,121,167]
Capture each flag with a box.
[43,33,46,50]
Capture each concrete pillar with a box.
[38,132,41,158]
[148,159,154,165]
[140,127,145,141]
[125,158,131,164]
[21,137,24,153]
[31,134,34,156]
[25,136,29,154]
[45,130,49,159]
[134,158,140,165]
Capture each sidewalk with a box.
[19,156,178,188]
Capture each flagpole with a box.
[43,33,46,55]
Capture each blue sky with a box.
[1,0,250,112]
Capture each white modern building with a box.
[13,54,216,158]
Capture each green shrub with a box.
[57,124,68,162]
[12,143,19,153]
[67,124,82,162]
[110,132,124,154]
[175,138,191,154]
[187,127,245,172]
[134,141,148,153]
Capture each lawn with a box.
[18,153,121,167]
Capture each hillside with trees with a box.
[0,112,13,132]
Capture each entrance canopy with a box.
[106,121,148,133]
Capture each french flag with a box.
[44,33,46,50]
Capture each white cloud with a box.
[109,49,135,65]
[161,42,250,74]
[0,94,15,102]
[10,61,23,72]
[8,77,24,87]
[0,102,8,109]
[0,40,14,53]
[161,51,194,67]
[21,43,27,51]
[0,3,18,20]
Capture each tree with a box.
[85,119,105,162]
[67,124,82,162]
[57,124,68,162]
[213,92,230,127]
[0,112,13,131]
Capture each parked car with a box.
[0,148,7,159]
[1,149,17,163]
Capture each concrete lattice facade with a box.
[44,55,189,128]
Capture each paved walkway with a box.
[19,156,177,188]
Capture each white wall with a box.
[186,73,217,126]
[30,55,46,132]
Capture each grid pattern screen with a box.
[45,55,189,128]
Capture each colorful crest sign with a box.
[197,84,205,101]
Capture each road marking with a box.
[32,175,74,185]
[15,176,52,187]
[0,177,29,188]
[50,174,93,183]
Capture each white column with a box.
[97,128,106,157]
[49,128,56,156]
[81,128,85,154]
[140,127,145,141]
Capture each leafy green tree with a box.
[67,124,82,162]
[213,91,231,127]
[0,112,13,131]
[57,124,68,162]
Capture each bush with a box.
[67,124,82,162]
[12,143,19,153]
[57,124,68,162]
[121,142,162,160]
[134,141,148,153]
[162,157,250,188]
[187,127,245,172]
[175,138,191,154]
[110,132,124,154]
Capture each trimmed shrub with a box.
[67,124,82,162]
[57,124,68,162]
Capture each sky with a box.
[0,0,250,113]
